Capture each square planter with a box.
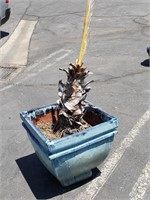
[20,103,118,186]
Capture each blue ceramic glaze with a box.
[20,103,118,186]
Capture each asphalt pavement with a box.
[0,0,150,200]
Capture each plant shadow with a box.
[0,31,9,39]
[16,153,101,199]
[141,59,149,67]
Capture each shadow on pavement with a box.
[16,153,101,199]
[141,59,149,67]
[0,31,9,39]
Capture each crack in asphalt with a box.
[133,17,150,27]
[24,3,150,20]
[25,12,150,20]
[13,83,57,87]
[2,69,148,89]
[94,69,149,83]
[21,1,32,20]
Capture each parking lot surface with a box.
[0,0,150,199]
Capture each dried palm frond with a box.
[53,61,93,132]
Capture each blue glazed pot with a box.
[20,103,118,186]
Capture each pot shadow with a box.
[0,31,9,39]
[141,59,149,67]
[16,153,101,199]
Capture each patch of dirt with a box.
[37,120,91,140]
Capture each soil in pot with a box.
[37,119,91,140]
[32,108,103,141]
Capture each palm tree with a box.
[53,0,94,132]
